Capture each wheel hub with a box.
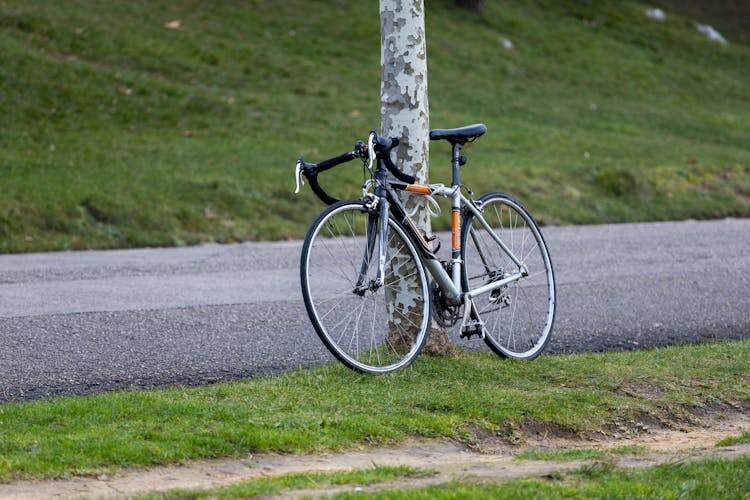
[352,279,382,296]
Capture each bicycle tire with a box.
[301,200,431,373]
[461,193,556,359]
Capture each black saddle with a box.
[429,123,487,145]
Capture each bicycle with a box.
[294,124,556,374]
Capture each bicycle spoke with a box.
[370,307,382,365]
[316,295,354,319]
[330,301,364,341]
[314,289,357,307]
[389,305,423,332]
[317,239,359,285]
[382,270,420,289]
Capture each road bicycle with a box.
[294,124,556,373]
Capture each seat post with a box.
[451,142,464,187]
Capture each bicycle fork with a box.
[374,197,390,289]
[353,197,390,295]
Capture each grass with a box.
[0,339,747,481]
[140,456,750,499]
[1,0,749,253]
[514,445,647,462]
[138,465,431,500]
[328,456,750,499]
[716,431,750,447]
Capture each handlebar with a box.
[376,137,416,184]
[294,130,416,205]
[295,156,341,205]
[315,151,358,172]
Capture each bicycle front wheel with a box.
[461,193,556,359]
[301,200,431,373]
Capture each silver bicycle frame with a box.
[381,183,527,307]
[368,132,530,335]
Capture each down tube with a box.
[389,187,462,305]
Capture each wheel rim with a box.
[462,196,555,358]
[303,203,430,373]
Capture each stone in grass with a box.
[644,8,666,22]
[695,24,728,46]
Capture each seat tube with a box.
[450,142,463,289]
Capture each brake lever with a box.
[294,158,305,194]
[367,132,377,170]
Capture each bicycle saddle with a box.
[429,123,487,144]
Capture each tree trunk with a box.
[380,0,452,355]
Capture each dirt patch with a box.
[615,381,667,400]
[1,412,748,499]
[509,409,750,455]
[527,413,750,453]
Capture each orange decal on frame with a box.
[405,184,431,195]
[452,210,460,251]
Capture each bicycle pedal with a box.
[460,321,485,340]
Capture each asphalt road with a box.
[1,218,748,402]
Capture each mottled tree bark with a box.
[380,0,452,355]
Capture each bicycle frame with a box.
[372,142,528,312]
[298,125,556,369]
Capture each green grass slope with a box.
[1,0,748,252]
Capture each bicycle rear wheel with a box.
[301,200,430,373]
[461,193,556,359]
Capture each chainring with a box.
[431,281,461,327]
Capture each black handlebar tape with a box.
[316,151,357,172]
[374,135,399,152]
[306,171,339,205]
[373,136,414,183]
[382,152,416,184]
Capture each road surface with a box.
[1,218,748,402]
